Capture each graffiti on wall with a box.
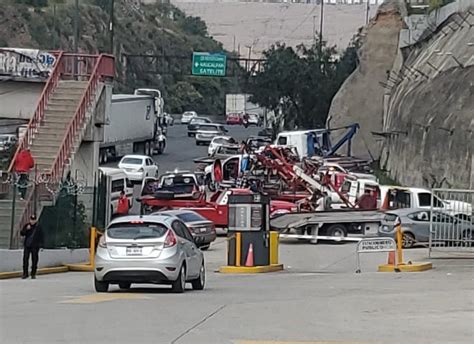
[0,48,56,81]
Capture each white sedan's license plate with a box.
[200,228,207,233]
[126,247,142,255]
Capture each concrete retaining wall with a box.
[0,248,89,272]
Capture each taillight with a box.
[164,230,177,248]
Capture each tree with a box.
[248,35,359,130]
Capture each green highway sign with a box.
[192,52,227,77]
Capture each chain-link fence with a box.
[429,189,474,257]
[0,170,106,249]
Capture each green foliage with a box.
[180,16,208,36]
[40,189,88,249]
[248,34,359,130]
[14,0,48,7]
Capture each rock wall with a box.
[328,0,474,189]
[327,0,404,159]
[381,12,474,189]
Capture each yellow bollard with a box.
[90,227,97,268]
[396,223,404,266]
[269,231,279,265]
[235,232,241,267]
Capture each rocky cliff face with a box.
[381,11,474,189]
[327,0,404,159]
[328,0,474,189]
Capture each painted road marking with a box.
[59,293,150,304]
[235,341,373,344]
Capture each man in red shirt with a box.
[356,189,377,210]
[14,148,35,200]
[117,190,130,216]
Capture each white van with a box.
[98,167,134,216]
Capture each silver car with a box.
[378,208,473,248]
[155,210,217,250]
[94,215,205,293]
[195,124,228,146]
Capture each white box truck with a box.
[225,94,247,115]
[99,89,166,164]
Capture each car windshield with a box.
[176,212,207,223]
[199,125,218,132]
[107,223,168,239]
[384,213,398,222]
[121,158,143,165]
[191,118,208,124]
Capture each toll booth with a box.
[227,193,270,266]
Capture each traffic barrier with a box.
[245,243,254,267]
[429,189,473,257]
[378,223,432,272]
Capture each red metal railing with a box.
[6,52,114,247]
[7,51,64,172]
[49,54,114,181]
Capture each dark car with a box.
[187,117,212,137]
[155,210,217,250]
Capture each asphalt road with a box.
[103,121,259,173]
[1,242,473,344]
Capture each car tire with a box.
[171,264,186,293]
[326,224,347,244]
[94,277,109,293]
[402,232,415,249]
[200,244,210,251]
[119,282,131,290]
[191,262,205,291]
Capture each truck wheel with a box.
[326,224,347,244]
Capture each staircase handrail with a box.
[49,54,114,182]
[7,51,64,173]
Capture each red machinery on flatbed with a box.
[140,188,297,228]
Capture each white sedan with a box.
[181,111,197,124]
[118,155,159,183]
[208,136,235,156]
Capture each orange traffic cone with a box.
[387,251,396,265]
[245,243,254,267]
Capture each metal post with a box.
[9,178,17,249]
[109,0,115,55]
[33,165,37,216]
[396,224,403,265]
[365,0,370,25]
[92,172,97,227]
[74,0,79,53]
[53,4,57,49]
[319,0,324,57]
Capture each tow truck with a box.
[139,188,297,228]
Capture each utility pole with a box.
[109,0,115,55]
[319,0,324,57]
[365,0,370,25]
[53,4,57,49]
[73,0,79,53]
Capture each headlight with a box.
[380,225,390,232]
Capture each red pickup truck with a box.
[140,189,297,228]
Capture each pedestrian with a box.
[356,189,377,210]
[14,147,35,200]
[20,215,43,279]
[117,190,130,216]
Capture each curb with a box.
[0,266,69,280]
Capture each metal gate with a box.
[429,189,474,257]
